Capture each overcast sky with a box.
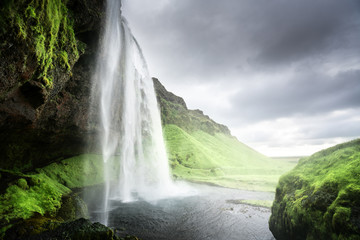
[122,0,360,157]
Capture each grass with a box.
[38,154,105,189]
[164,124,297,192]
[269,139,360,239]
[227,199,274,208]
[156,83,297,192]
[0,154,105,228]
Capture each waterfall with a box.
[90,0,181,225]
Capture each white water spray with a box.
[91,0,187,225]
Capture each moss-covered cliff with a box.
[0,0,79,89]
[0,0,104,172]
[0,1,110,238]
[269,139,360,240]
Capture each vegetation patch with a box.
[0,0,78,87]
[0,172,70,225]
[226,199,273,208]
[154,79,297,192]
[164,124,297,192]
[269,139,360,240]
[38,154,105,189]
[0,154,105,238]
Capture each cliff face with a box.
[0,0,104,171]
[153,77,231,136]
[269,139,360,240]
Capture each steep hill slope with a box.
[153,78,296,192]
[269,139,360,239]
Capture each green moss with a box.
[0,0,79,88]
[332,207,351,231]
[0,154,106,227]
[77,40,87,54]
[38,154,107,189]
[59,50,70,71]
[17,178,29,190]
[0,224,13,240]
[0,173,70,224]
[25,5,37,18]
[269,139,360,239]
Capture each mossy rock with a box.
[0,0,79,88]
[16,178,29,190]
[32,218,116,240]
[56,193,89,221]
[0,154,104,228]
[0,0,104,174]
[3,214,62,239]
[269,139,360,240]
[4,218,121,240]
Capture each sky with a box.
[122,0,360,157]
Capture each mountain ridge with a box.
[153,77,231,136]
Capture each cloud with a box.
[124,0,360,80]
[232,110,360,156]
[249,0,360,68]
[123,0,360,155]
[227,69,360,123]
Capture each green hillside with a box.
[164,124,295,191]
[269,139,360,239]
[153,78,297,192]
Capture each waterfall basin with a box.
[89,183,275,240]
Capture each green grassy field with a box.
[164,124,298,192]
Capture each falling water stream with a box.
[91,0,184,225]
[89,1,275,238]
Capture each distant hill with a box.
[153,78,231,135]
[153,78,296,191]
[269,139,360,239]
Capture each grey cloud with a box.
[123,0,360,153]
[308,119,360,139]
[250,0,360,68]
[125,0,360,82]
[228,69,360,123]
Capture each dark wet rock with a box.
[0,0,105,172]
[6,218,119,240]
[30,218,116,240]
[57,193,89,221]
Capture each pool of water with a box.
[90,184,276,240]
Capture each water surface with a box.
[91,184,275,240]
